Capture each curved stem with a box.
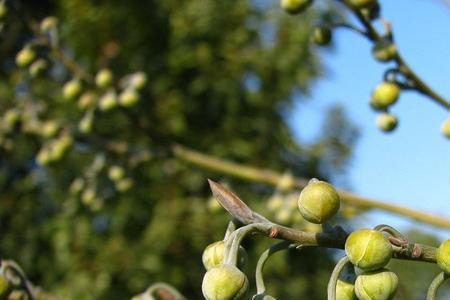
[426,272,448,300]
[2,260,36,300]
[255,241,292,294]
[374,224,407,241]
[327,256,350,300]
[146,282,187,300]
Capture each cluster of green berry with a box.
[279,0,450,138]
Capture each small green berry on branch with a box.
[436,239,450,274]
[119,89,140,107]
[62,79,83,101]
[354,269,398,300]
[376,113,398,133]
[345,229,393,271]
[280,0,313,15]
[440,119,450,139]
[372,38,397,62]
[95,68,113,89]
[336,279,357,300]
[371,82,400,110]
[312,26,332,46]
[202,264,249,300]
[202,241,247,271]
[40,16,58,34]
[15,47,36,68]
[297,178,340,224]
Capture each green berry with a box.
[440,119,450,139]
[0,2,7,21]
[202,241,247,271]
[347,0,377,9]
[312,26,332,46]
[98,91,118,111]
[376,113,398,133]
[41,120,59,138]
[371,82,400,109]
[372,39,397,62]
[0,270,11,297]
[78,111,94,134]
[119,89,140,107]
[280,0,313,15]
[115,178,134,192]
[345,229,393,271]
[297,179,340,224]
[202,264,249,300]
[29,59,48,78]
[108,166,125,181]
[436,239,450,274]
[336,279,357,300]
[95,68,113,88]
[129,72,147,90]
[78,92,97,110]
[63,79,82,101]
[16,47,36,68]
[40,16,58,33]
[354,269,398,300]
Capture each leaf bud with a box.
[280,0,313,15]
[376,113,398,133]
[202,264,249,300]
[312,26,332,46]
[297,179,340,224]
[436,238,450,274]
[354,269,398,300]
[345,229,392,271]
[202,241,247,271]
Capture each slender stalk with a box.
[327,256,350,300]
[174,145,450,229]
[426,272,448,300]
[146,282,188,300]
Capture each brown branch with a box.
[208,180,437,263]
[174,145,450,230]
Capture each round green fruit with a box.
[371,82,400,109]
[202,264,249,300]
[119,89,140,107]
[336,279,357,300]
[345,229,392,271]
[98,91,118,111]
[95,68,113,88]
[440,119,450,139]
[372,39,397,62]
[202,241,247,271]
[436,239,450,274]
[40,16,58,33]
[129,72,147,90]
[280,0,313,15]
[347,0,377,9]
[63,79,82,101]
[297,179,340,224]
[15,47,36,68]
[29,59,48,78]
[355,269,398,300]
[312,26,332,46]
[376,113,398,133]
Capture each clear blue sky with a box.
[290,0,450,237]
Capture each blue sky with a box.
[290,0,450,237]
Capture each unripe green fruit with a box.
[347,0,377,9]
[336,280,357,300]
[436,239,450,274]
[371,82,400,109]
[0,3,7,21]
[29,59,48,78]
[129,72,147,90]
[280,0,313,15]
[78,111,94,134]
[119,89,140,107]
[440,119,450,139]
[354,269,398,300]
[312,26,332,46]
[376,113,398,133]
[115,178,134,192]
[16,47,36,68]
[297,179,340,224]
[95,69,113,88]
[41,120,59,138]
[202,241,248,271]
[372,39,397,62]
[78,92,97,110]
[345,229,392,271]
[98,91,118,111]
[0,271,11,297]
[40,16,58,33]
[63,79,82,101]
[202,264,249,300]
[108,166,125,181]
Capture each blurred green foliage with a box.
[0,0,445,299]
